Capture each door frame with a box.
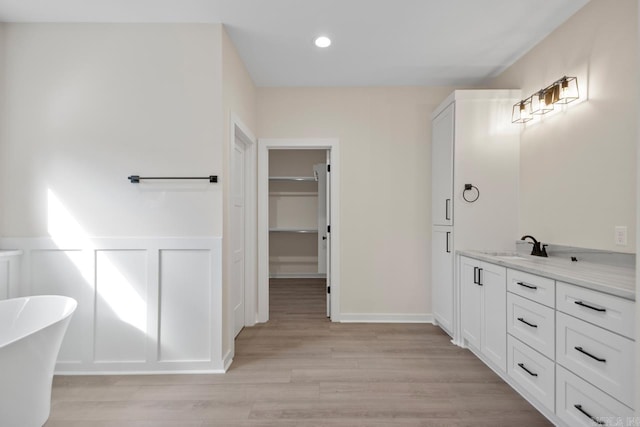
[257,138,340,322]
[229,114,258,332]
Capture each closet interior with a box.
[269,149,328,279]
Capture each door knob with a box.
[322,236,327,240]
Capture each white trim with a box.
[55,369,226,376]
[222,349,233,372]
[339,313,434,324]
[258,138,340,323]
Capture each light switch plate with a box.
[614,226,627,246]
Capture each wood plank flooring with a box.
[45,279,551,426]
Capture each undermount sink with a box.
[496,255,527,260]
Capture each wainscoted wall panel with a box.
[159,250,212,362]
[0,237,223,374]
[30,250,91,364]
[95,250,148,363]
[0,252,22,300]
[0,261,9,300]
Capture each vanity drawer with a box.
[556,281,635,339]
[507,292,555,359]
[556,365,633,426]
[507,335,554,412]
[507,269,555,308]
[556,312,635,408]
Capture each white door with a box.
[460,256,481,349]
[481,262,507,371]
[232,138,246,337]
[432,227,453,335]
[314,163,327,275]
[431,102,454,226]
[324,152,331,317]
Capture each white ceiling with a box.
[0,0,590,87]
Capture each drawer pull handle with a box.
[517,317,538,328]
[574,300,606,312]
[574,346,606,363]
[574,404,605,425]
[516,281,537,290]
[517,363,538,377]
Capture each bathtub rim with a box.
[0,295,78,350]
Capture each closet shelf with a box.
[269,191,318,196]
[269,228,318,233]
[269,176,317,182]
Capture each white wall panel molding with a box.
[0,237,224,374]
[339,313,434,324]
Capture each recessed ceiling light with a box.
[314,36,331,48]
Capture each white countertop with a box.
[458,250,636,301]
[0,250,23,258]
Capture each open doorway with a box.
[257,139,340,323]
[268,149,329,317]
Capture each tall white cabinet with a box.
[431,90,520,342]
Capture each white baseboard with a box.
[54,369,226,376]
[339,313,434,323]
[269,273,326,279]
[222,350,233,372]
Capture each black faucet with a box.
[520,235,548,257]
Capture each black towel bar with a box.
[128,175,218,183]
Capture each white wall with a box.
[258,87,453,317]
[0,23,223,237]
[0,23,228,372]
[221,26,257,359]
[489,0,638,253]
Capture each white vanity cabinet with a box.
[460,256,507,372]
[505,268,556,413]
[555,281,635,419]
[459,253,636,426]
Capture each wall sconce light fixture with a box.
[512,76,579,123]
[512,98,533,123]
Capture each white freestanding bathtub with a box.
[0,295,77,427]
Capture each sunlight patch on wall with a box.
[47,189,147,333]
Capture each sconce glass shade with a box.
[555,76,579,104]
[531,89,554,115]
[512,98,533,123]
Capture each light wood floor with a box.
[45,279,551,426]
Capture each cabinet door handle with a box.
[445,232,451,253]
[574,300,606,313]
[473,267,478,284]
[517,363,538,377]
[574,404,605,425]
[516,281,537,290]
[574,346,606,363]
[445,199,451,221]
[477,268,483,286]
[517,317,538,328]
